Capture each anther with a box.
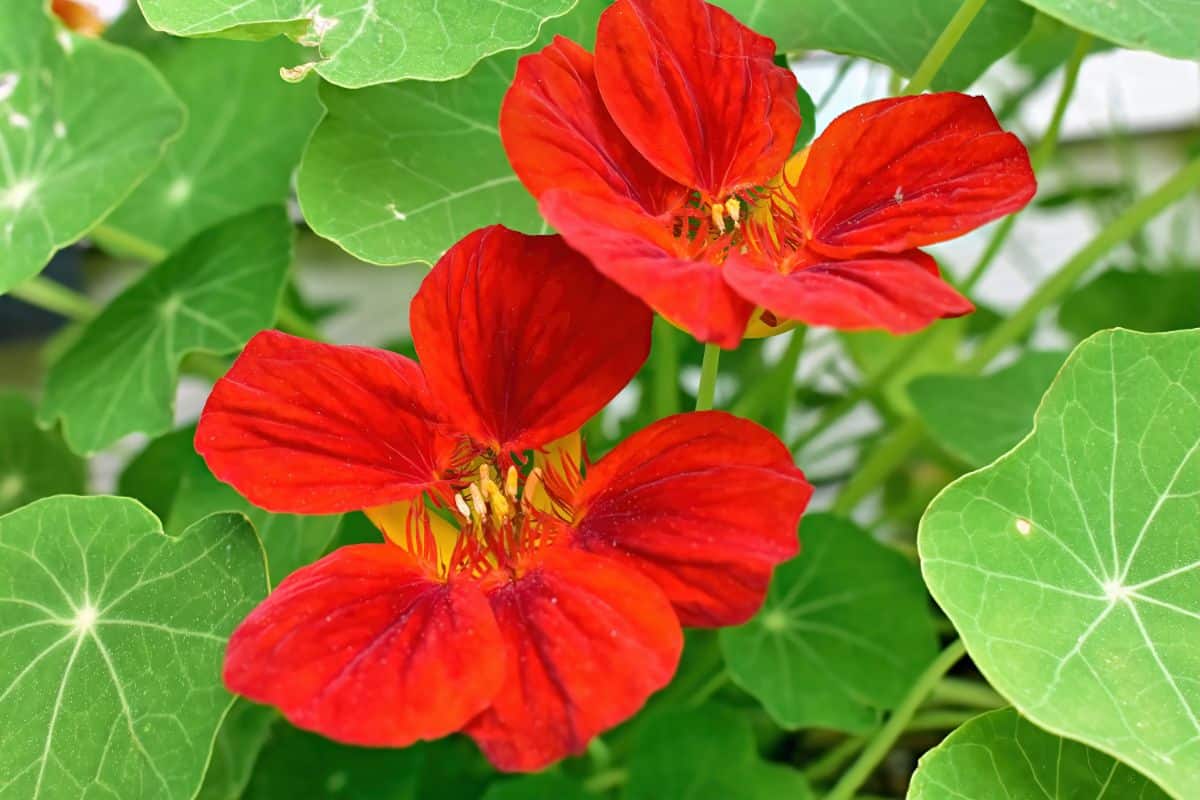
[504,465,519,499]
[710,201,726,233]
[468,483,487,519]
[523,468,543,508]
[454,492,471,519]
[728,199,741,225]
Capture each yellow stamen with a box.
[504,465,519,499]
[710,201,727,233]
[454,492,471,519]
[468,482,487,519]
[523,468,543,508]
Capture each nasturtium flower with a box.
[500,0,1038,348]
[195,226,813,771]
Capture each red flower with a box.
[500,0,1037,348]
[195,226,812,771]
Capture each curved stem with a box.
[825,640,966,800]
[961,32,1092,292]
[902,0,987,96]
[8,276,97,319]
[928,677,1006,709]
[694,343,722,411]
[90,224,168,262]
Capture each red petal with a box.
[540,190,753,348]
[725,248,974,334]
[466,547,682,771]
[796,93,1035,257]
[501,36,686,216]
[195,331,451,514]
[224,544,503,747]
[411,226,651,454]
[570,411,812,626]
[594,0,800,198]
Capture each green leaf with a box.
[1058,268,1200,340]
[909,351,1068,468]
[1015,0,1199,59]
[196,701,277,800]
[842,319,965,416]
[713,0,1033,91]
[0,4,183,293]
[39,207,293,455]
[136,0,577,88]
[483,775,588,800]
[0,394,85,514]
[242,721,425,800]
[909,708,1170,799]
[117,427,195,521]
[0,495,267,800]
[296,0,607,266]
[721,514,938,733]
[627,705,813,800]
[99,30,321,255]
[920,329,1200,799]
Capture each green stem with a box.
[907,708,983,732]
[804,735,865,783]
[731,327,806,425]
[687,669,728,708]
[832,154,1200,514]
[961,32,1092,292]
[902,0,988,95]
[652,317,681,418]
[276,304,324,341]
[928,677,1006,709]
[694,343,721,411]
[8,276,97,319]
[90,224,169,262]
[583,768,628,794]
[825,640,966,800]
[182,352,234,383]
[770,327,806,431]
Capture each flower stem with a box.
[8,275,97,319]
[694,343,721,411]
[687,669,728,708]
[276,303,325,341]
[928,677,1006,709]
[90,224,169,262]
[961,32,1092,292]
[583,768,628,794]
[652,317,681,417]
[902,0,987,96]
[833,153,1200,514]
[825,640,966,800]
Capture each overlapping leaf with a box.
[921,329,1200,799]
[1016,0,1199,59]
[1058,268,1200,339]
[722,514,938,733]
[296,0,606,266]
[909,708,1170,799]
[137,0,577,88]
[0,495,267,800]
[0,394,84,514]
[39,207,292,455]
[0,3,183,292]
[713,0,1033,90]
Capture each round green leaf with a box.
[909,708,1170,799]
[0,495,267,800]
[99,31,321,255]
[1015,0,1199,59]
[39,206,293,455]
[721,514,939,733]
[1058,269,1200,340]
[136,0,577,88]
[909,351,1068,468]
[296,0,605,266]
[920,329,1200,799]
[713,0,1033,91]
[0,394,85,514]
[0,3,183,293]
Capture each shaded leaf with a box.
[39,207,293,454]
[721,514,938,733]
[920,329,1200,799]
[482,774,588,800]
[0,3,183,292]
[0,394,84,514]
[1058,268,1200,339]
[196,701,277,800]
[0,496,267,800]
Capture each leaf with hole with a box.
[136,0,577,88]
[0,3,183,293]
[920,328,1200,799]
[909,707,1170,799]
[721,514,938,733]
[0,394,84,514]
[0,495,267,800]
[713,0,1033,91]
[38,207,292,455]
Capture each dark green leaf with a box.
[0,394,85,514]
[1058,268,1200,339]
[482,774,588,800]
[196,701,277,800]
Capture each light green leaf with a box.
[909,708,1170,799]
[296,0,607,266]
[1058,268,1200,340]
[39,207,293,455]
[0,3,183,293]
[0,495,267,800]
[721,514,938,733]
[842,319,965,416]
[196,701,277,800]
[136,0,577,88]
[909,351,1068,467]
[713,0,1033,91]
[0,394,85,514]
[1015,0,1199,59]
[627,705,813,800]
[920,329,1200,799]
[99,30,321,255]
